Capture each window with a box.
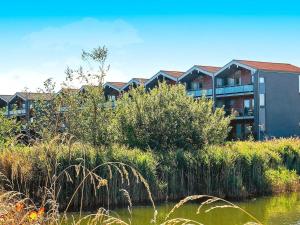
[108,95,116,101]
[244,99,254,116]
[235,77,241,85]
[236,124,242,139]
[216,78,223,87]
[191,82,200,90]
[259,77,265,83]
[228,78,235,86]
[251,75,255,84]
[259,94,265,107]
[244,99,250,108]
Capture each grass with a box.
[0,138,300,224]
[0,166,263,225]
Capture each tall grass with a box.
[0,138,299,211]
[0,164,263,225]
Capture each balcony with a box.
[216,84,253,96]
[9,109,26,115]
[225,107,254,119]
[187,89,213,97]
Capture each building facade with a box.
[1,59,300,141]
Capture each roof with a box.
[105,82,127,90]
[236,60,300,73]
[195,65,221,73]
[132,78,149,84]
[160,70,184,78]
[145,70,184,86]
[13,92,53,101]
[178,65,220,80]
[0,95,13,102]
[57,88,80,95]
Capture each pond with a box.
[67,193,300,225]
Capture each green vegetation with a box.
[115,84,230,151]
[0,138,299,212]
[0,109,20,145]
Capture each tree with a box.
[32,46,113,146]
[114,82,231,152]
[0,109,20,145]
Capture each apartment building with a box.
[214,60,300,140]
[1,59,300,140]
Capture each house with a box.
[178,65,220,98]
[7,92,52,122]
[0,95,13,115]
[103,82,127,101]
[214,60,300,140]
[121,78,148,92]
[144,70,184,89]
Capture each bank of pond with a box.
[0,138,300,211]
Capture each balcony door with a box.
[190,81,202,90]
[244,99,254,116]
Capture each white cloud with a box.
[0,18,143,94]
[23,18,142,50]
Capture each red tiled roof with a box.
[237,60,300,73]
[132,78,149,84]
[196,65,221,73]
[161,70,184,78]
[107,82,127,89]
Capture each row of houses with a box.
[2,59,300,140]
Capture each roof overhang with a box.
[0,96,11,103]
[8,93,27,102]
[145,71,178,87]
[215,60,257,77]
[178,65,214,81]
[121,79,141,91]
[103,82,123,92]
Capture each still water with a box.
[68,193,300,225]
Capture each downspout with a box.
[257,70,260,141]
[212,72,216,110]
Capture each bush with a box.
[114,83,230,152]
[265,167,299,193]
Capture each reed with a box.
[0,138,299,212]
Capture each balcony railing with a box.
[187,89,213,97]
[224,107,254,118]
[216,84,253,96]
[9,109,26,115]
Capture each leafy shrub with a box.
[114,83,230,152]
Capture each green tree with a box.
[114,82,231,152]
[32,46,113,146]
[0,109,20,145]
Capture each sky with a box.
[0,0,300,94]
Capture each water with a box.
[67,193,300,225]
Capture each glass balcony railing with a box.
[216,84,253,96]
[9,109,26,115]
[187,89,213,97]
[224,107,254,118]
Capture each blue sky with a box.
[0,0,300,94]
